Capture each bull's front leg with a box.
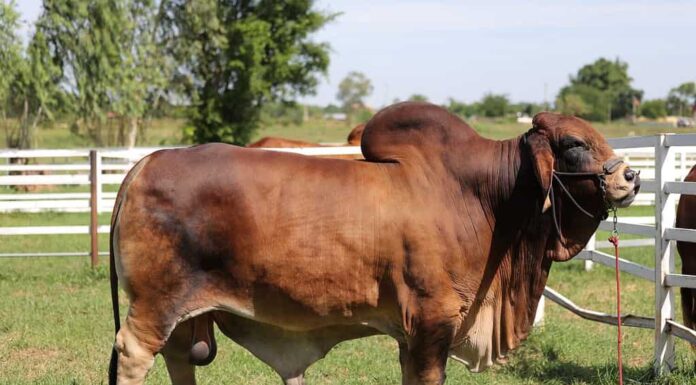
[399,316,457,385]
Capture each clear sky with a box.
[16,0,696,108]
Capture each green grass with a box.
[0,212,111,256]
[1,118,357,150]
[0,208,695,384]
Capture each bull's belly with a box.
[190,265,401,336]
[209,310,384,378]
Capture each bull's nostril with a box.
[624,169,636,182]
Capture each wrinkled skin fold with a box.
[109,102,639,385]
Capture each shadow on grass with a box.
[502,344,694,385]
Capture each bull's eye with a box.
[560,136,588,171]
[560,137,587,151]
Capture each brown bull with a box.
[108,102,640,385]
[347,123,366,145]
[247,130,364,160]
[247,137,321,148]
[676,166,696,350]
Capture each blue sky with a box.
[16,0,696,108]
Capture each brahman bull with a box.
[676,166,696,350]
[108,102,640,385]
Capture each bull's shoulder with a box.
[361,102,479,163]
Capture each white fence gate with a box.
[1,135,696,374]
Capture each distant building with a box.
[324,112,347,121]
[516,112,533,124]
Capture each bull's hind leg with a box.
[115,314,217,384]
[113,316,164,385]
[161,319,197,385]
[160,314,218,385]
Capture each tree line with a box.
[0,0,332,149]
[1,1,693,150]
[337,59,694,124]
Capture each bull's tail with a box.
[682,287,696,349]
[108,221,120,385]
[108,171,127,385]
[108,156,150,385]
[108,180,128,384]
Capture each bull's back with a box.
[114,144,400,328]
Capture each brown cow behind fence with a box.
[676,165,696,349]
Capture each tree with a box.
[510,102,544,116]
[558,58,642,121]
[1,1,60,149]
[556,84,611,121]
[0,0,25,146]
[640,99,667,119]
[260,101,304,126]
[408,94,429,102]
[37,0,167,147]
[666,82,696,117]
[115,0,169,147]
[446,98,476,118]
[337,71,373,111]
[477,93,509,117]
[556,93,588,117]
[572,58,632,92]
[6,29,62,149]
[160,1,332,145]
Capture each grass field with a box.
[1,206,695,384]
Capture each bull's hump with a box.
[361,102,477,163]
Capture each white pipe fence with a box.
[1,136,696,375]
[1,146,693,213]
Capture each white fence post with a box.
[654,134,676,374]
[89,150,101,267]
[95,151,104,213]
[533,295,545,326]
[584,233,596,271]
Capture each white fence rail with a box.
[1,145,694,213]
[0,146,362,213]
[2,135,696,375]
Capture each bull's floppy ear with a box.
[526,132,554,212]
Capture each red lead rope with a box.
[608,209,623,385]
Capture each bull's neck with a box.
[463,134,551,356]
[476,135,537,219]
